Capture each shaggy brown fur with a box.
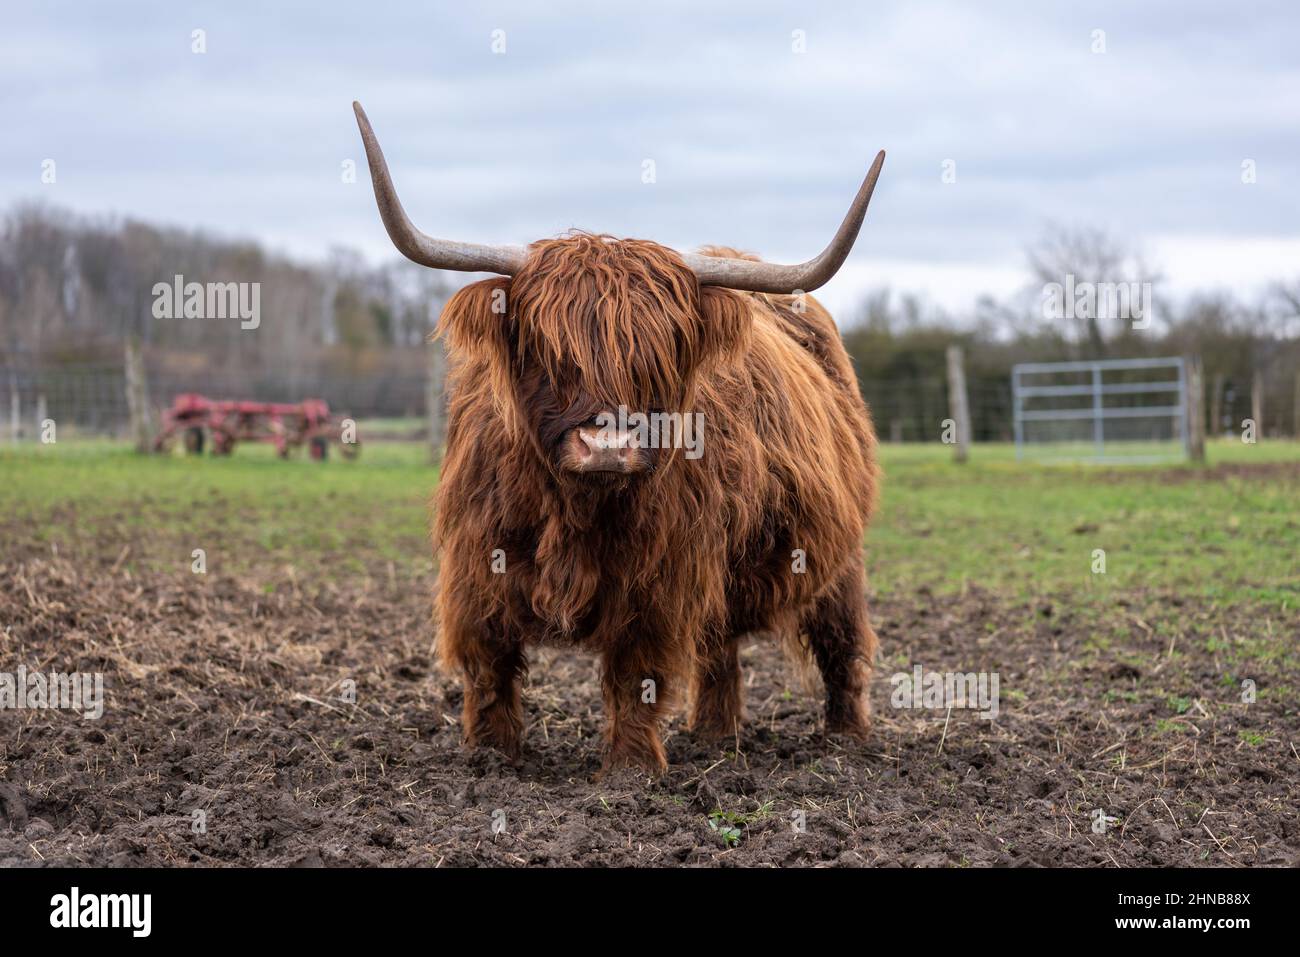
[434,234,879,773]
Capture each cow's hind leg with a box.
[688,631,744,741]
[801,563,877,737]
[451,625,527,761]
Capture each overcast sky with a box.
[3,0,1298,319]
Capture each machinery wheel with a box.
[183,426,205,455]
[310,436,329,461]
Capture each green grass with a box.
[865,439,1300,605]
[0,439,436,578]
[1,438,1296,606]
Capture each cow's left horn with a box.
[681,151,885,294]
[353,101,528,275]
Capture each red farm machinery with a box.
[153,394,359,460]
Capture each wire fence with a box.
[0,356,427,439]
[860,377,1016,443]
[0,350,1289,446]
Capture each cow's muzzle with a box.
[560,422,649,475]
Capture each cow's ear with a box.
[696,285,752,361]
[435,277,514,361]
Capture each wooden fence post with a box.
[945,344,971,463]
[124,337,154,452]
[1209,373,1223,438]
[1186,354,1206,463]
[8,375,19,442]
[427,338,447,466]
[1251,369,1264,438]
[1293,370,1300,438]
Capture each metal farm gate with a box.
[1012,357,1189,463]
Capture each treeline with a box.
[845,288,1300,440]
[1,206,1297,435]
[843,225,1300,438]
[0,204,452,387]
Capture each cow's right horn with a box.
[353,101,528,275]
[680,150,885,294]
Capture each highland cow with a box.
[354,102,884,773]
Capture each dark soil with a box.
[1,540,1297,867]
[1100,459,1300,485]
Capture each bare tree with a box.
[1026,224,1163,358]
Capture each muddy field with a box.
[2,532,1295,867]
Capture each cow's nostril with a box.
[579,430,607,452]
[562,424,646,474]
[567,428,596,462]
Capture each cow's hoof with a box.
[463,725,523,765]
[823,716,872,742]
[465,744,524,771]
[687,718,742,743]
[599,744,667,779]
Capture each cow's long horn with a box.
[353,101,528,275]
[681,151,885,294]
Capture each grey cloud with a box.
[2,0,1296,312]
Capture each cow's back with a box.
[693,287,878,631]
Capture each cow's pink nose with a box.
[564,425,644,473]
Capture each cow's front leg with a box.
[599,644,669,775]
[688,630,744,741]
[453,626,527,761]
